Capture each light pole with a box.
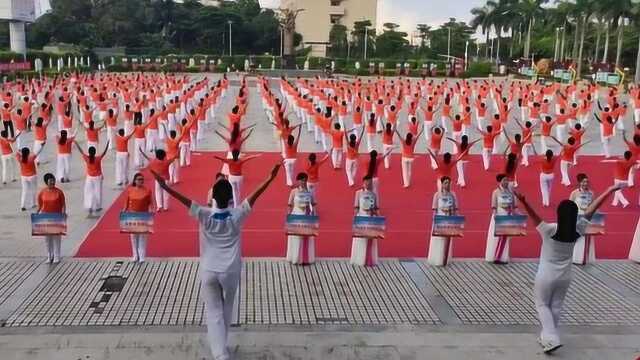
[228,20,233,57]
[554,27,561,62]
[347,29,351,60]
[447,26,451,58]
[280,26,284,58]
[364,26,369,60]
[464,40,469,70]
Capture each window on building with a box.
[330,15,342,24]
[330,0,341,5]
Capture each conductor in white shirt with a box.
[151,164,280,360]
[512,184,620,354]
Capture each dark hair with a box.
[43,173,55,184]
[505,153,517,174]
[362,174,373,181]
[308,153,316,163]
[212,180,233,208]
[155,149,166,160]
[296,172,308,181]
[132,172,144,183]
[551,200,580,243]
[496,173,507,182]
[440,176,451,183]
[576,173,588,183]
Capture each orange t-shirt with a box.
[57,138,73,154]
[16,154,36,176]
[540,157,556,174]
[0,138,13,155]
[614,159,635,180]
[38,187,66,213]
[125,186,152,212]
[82,155,103,177]
[115,135,129,153]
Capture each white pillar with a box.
[9,22,27,57]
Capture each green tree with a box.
[351,20,376,60]
[375,22,409,58]
[429,18,475,59]
[328,24,348,58]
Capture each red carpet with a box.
[76,152,639,259]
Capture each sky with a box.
[258,0,487,37]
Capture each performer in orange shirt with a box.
[17,146,44,210]
[345,129,365,187]
[123,172,154,263]
[75,141,109,216]
[283,127,302,187]
[114,129,134,187]
[539,150,557,207]
[55,129,76,183]
[140,149,178,211]
[37,173,66,263]
[305,152,330,196]
[214,150,261,207]
[0,129,20,184]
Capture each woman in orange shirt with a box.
[345,129,365,187]
[75,141,109,216]
[1,129,19,184]
[214,150,261,207]
[396,128,423,188]
[37,173,66,263]
[329,123,346,169]
[283,127,302,187]
[56,129,76,183]
[16,146,43,210]
[32,117,50,164]
[123,172,154,262]
[539,150,557,207]
[305,152,330,196]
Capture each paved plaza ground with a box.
[0,74,639,359]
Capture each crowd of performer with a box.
[3,71,640,357]
[0,72,639,266]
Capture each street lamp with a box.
[228,20,233,57]
[464,40,469,70]
[554,27,561,62]
[364,26,369,60]
[447,26,451,58]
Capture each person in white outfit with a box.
[485,174,516,264]
[428,176,458,266]
[569,174,596,265]
[513,185,618,354]
[286,172,317,265]
[151,164,280,360]
[350,175,380,266]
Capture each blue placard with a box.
[432,215,465,237]
[353,216,386,239]
[31,213,67,236]
[494,215,527,236]
[286,214,319,236]
[120,212,154,234]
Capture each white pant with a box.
[155,179,169,210]
[540,173,554,206]
[345,158,357,186]
[179,143,191,166]
[556,124,567,143]
[521,144,531,166]
[456,160,466,186]
[534,269,570,345]
[612,179,629,207]
[84,175,103,211]
[228,175,243,207]
[169,160,179,183]
[146,129,159,152]
[45,235,62,262]
[106,126,115,149]
[382,144,392,169]
[286,234,316,264]
[134,138,146,168]
[401,157,414,187]
[1,153,16,183]
[283,158,296,187]
[572,235,596,265]
[350,236,379,266]
[481,148,491,170]
[630,217,640,262]
[560,160,572,186]
[428,234,453,266]
[628,163,639,187]
[20,175,37,208]
[33,140,45,163]
[331,148,343,169]
[485,214,511,263]
[115,152,129,185]
[200,270,240,360]
[130,233,147,261]
[366,133,376,153]
[56,154,71,181]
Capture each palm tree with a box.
[607,0,634,68]
[513,0,548,59]
[633,2,640,83]
[470,6,492,59]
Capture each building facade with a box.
[281,0,378,57]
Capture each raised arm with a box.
[583,185,621,220]
[150,169,193,208]
[513,191,542,227]
[245,164,281,207]
[101,142,110,158]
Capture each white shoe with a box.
[131,256,139,262]
[52,258,60,264]
[543,341,562,354]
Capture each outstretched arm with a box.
[513,191,541,227]
[150,169,193,208]
[583,185,621,220]
[246,164,281,207]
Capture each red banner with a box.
[0,62,32,72]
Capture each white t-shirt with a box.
[189,199,252,273]
[536,218,589,276]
